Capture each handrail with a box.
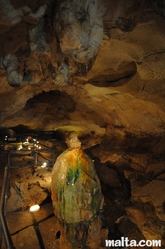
[0,164,15,249]
[9,147,55,168]
[37,152,53,165]
[36,142,52,149]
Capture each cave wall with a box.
[0,0,165,141]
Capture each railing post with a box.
[52,148,55,165]
[34,151,38,166]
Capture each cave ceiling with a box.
[0,0,165,140]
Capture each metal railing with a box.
[0,144,55,249]
[0,163,15,249]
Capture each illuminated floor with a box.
[4,203,60,249]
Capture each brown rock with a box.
[87,39,137,82]
[132,180,165,221]
[96,165,121,188]
[125,206,146,229]
[7,181,48,211]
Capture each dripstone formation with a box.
[51,132,106,249]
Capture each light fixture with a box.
[41,162,47,168]
[17,146,22,150]
[29,204,40,213]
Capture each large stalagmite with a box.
[51,132,105,248]
[51,147,103,223]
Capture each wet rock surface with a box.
[51,148,103,223]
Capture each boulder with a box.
[132,180,165,221]
[87,39,137,82]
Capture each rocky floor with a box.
[5,203,57,249]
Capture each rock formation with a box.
[51,132,105,248]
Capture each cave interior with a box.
[0,0,165,248]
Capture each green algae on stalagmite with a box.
[51,147,103,223]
